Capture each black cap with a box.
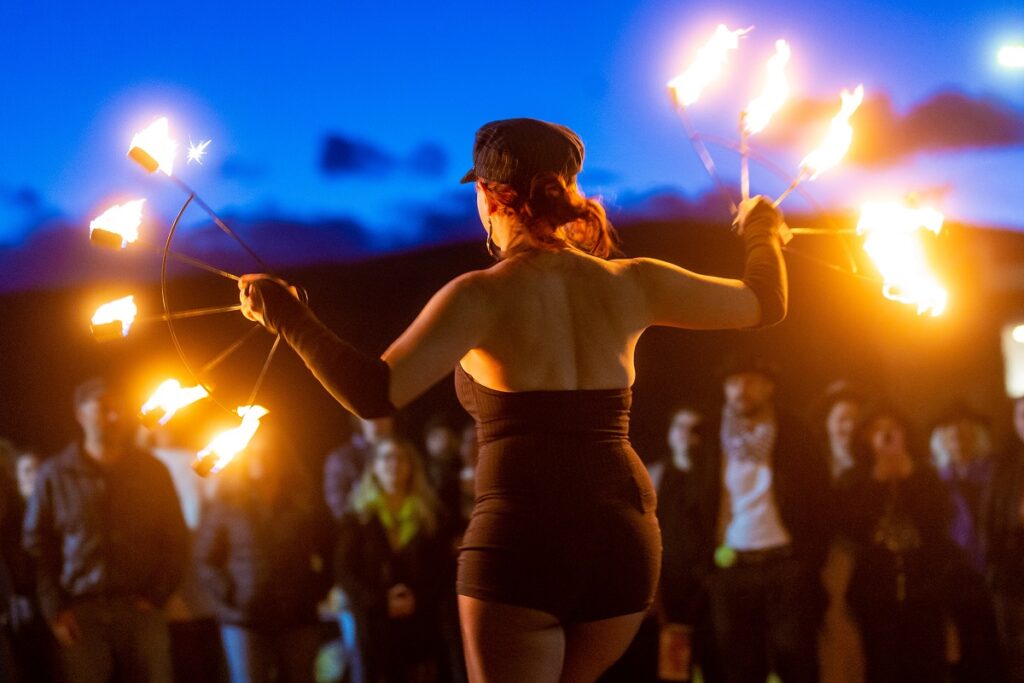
[460,118,585,190]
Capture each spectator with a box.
[695,355,830,683]
[651,406,721,683]
[1,443,51,683]
[422,414,464,529]
[196,427,334,683]
[325,414,394,683]
[930,402,995,572]
[983,396,1024,681]
[838,408,957,682]
[813,382,866,683]
[22,377,187,682]
[149,423,225,683]
[336,437,455,683]
[324,415,395,523]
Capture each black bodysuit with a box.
[454,365,661,622]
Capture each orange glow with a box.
[799,85,864,179]
[90,295,138,339]
[89,199,145,249]
[140,379,210,427]
[194,405,269,475]
[128,117,177,175]
[857,201,947,316]
[667,24,751,107]
[744,40,791,135]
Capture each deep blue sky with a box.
[1,0,1022,256]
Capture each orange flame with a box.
[857,201,947,316]
[128,117,177,175]
[744,40,791,135]
[667,24,751,108]
[799,85,864,179]
[89,199,145,248]
[91,296,138,338]
[140,379,210,426]
[195,405,269,475]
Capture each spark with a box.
[187,138,212,165]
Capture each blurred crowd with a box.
[1,358,1024,683]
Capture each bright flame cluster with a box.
[141,379,210,426]
[129,117,178,175]
[800,85,865,179]
[90,199,145,248]
[91,295,138,337]
[197,405,270,474]
[857,201,947,316]
[667,24,751,107]
[744,40,791,135]
[998,45,1024,69]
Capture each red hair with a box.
[480,172,619,259]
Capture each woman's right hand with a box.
[735,196,789,243]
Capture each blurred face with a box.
[827,400,861,451]
[476,184,489,229]
[723,373,774,418]
[936,419,980,468]
[75,391,131,453]
[425,425,457,459]
[374,442,412,496]
[868,415,908,463]
[361,417,394,444]
[16,453,39,500]
[667,410,702,457]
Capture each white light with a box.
[1001,323,1024,397]
[998,45,1024,69]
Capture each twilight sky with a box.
[0,0,1021,271]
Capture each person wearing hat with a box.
[688,354,830,683]
[22,378,188,682]
[238,118,790,681]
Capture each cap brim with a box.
[459,169,477,184]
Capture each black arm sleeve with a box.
[740,208,788,328]
[251,281,396,419]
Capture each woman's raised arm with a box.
[631,196,788,331]
[240,271,491,417]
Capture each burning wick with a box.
[140,379,210,427]
[741,40,791,200]
[129,117,178,175]
[187,138,211,165]
[774,84,864,207]
[667,24,752,108]
[857,200,947,316]
[90,296,138,341]
[89,199,145,249]
[194,405,269,476]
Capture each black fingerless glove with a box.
[740,206,788,328]
[251,281,396,418]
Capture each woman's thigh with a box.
[561,611,647,683]
[458,595,565,683]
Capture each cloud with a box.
[320,134,398,176]
[318,134,450,178]
[761,90,1024,165]
[220,155,267,182]
[407,143,448,178]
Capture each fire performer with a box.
[239,118,789,681]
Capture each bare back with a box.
[382,244,760,408]
[460,249,645,391]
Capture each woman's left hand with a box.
[238,274,300,329]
